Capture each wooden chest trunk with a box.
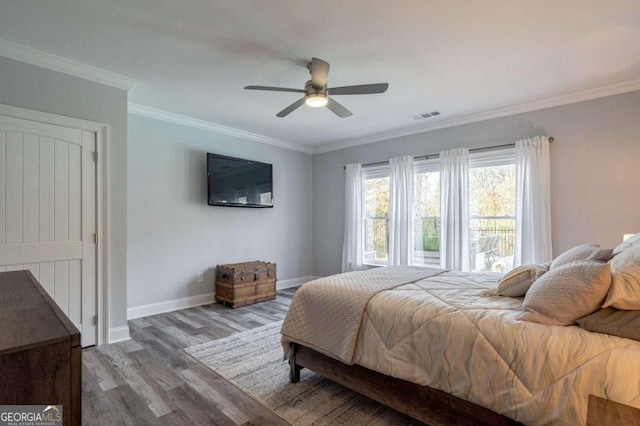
[215,261,277,308]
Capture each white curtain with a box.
[389,156,414,265]
[439,148,470,271]
[342,163,364,272]
[515,136,552,265]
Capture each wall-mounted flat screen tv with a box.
[207,153,273,208]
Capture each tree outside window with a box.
[469,164,516,272]
[364,177,389,264]
[414,171,440,265]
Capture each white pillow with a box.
[550,244,613,270]
[518,260,612,326]
[613,233,640,256]
[602,244,640,310]
[494,264,549,297]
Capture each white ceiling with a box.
[1,0,639,153]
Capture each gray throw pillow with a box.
[550,244,613,270]
[518,260,612,326]
[577,308,640,341]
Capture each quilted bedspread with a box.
[353,269,640,425]
[281,265,444,363]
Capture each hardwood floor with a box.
[82,288,298,425]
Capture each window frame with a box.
[413,157,441,266]
[359,148,517,269]
[362,164,390,267]
[468,147,517,272]
[468,147,515,168]
[414,157,439,174]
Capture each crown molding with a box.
[128,103,313,154]
[2,36,638,154]
[0,38,138,91]
[312,78,640,154]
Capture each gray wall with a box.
[127,115,313,308]
[313,90,640,277]
[5,52,637,321]
[0,56,128,330]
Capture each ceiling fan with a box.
[244,58,389,118]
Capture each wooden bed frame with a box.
[289,343,640,425]
[288,342,521,426]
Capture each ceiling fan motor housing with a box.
[304,80,328,107]
[305,80,326,94]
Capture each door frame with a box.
[0,103,110,346]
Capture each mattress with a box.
[353,270,640,425]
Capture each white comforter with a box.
[353,270,640,425]
[281,266,444,363]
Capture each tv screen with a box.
[207,153,273,208]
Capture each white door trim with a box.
[0,103,111,346]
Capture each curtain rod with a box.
[346,137,554,170]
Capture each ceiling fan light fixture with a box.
[305,93,328,108]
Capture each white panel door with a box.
[0,115,97,347]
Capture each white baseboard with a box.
[126,275,320,320]
[127,292,216,320]
[109,326,130,343]
[277,275,320,290]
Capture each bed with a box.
[280,265,640,425]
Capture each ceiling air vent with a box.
[411,111,441,120]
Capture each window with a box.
[469,150,516,272]
[362,161,441,267]
[256,183,272,205]
[413,159,440,266]
[359,149,515,270]
[363,166,390,265]
[234,186,247,204]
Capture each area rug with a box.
[184,321,424,425]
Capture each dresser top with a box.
[0,270,80,354]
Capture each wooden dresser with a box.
[0,270,81,426]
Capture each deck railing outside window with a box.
[364,216,515,270]
[469,216,515,256]
[414,216,440,266]
[364,217,389,264]
[469,216,516,272]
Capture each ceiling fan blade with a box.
[276,98,306,117]
[245,85,305,93]
[309,57,330,88]
[326,98,353,118]
[329,83,389,95]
